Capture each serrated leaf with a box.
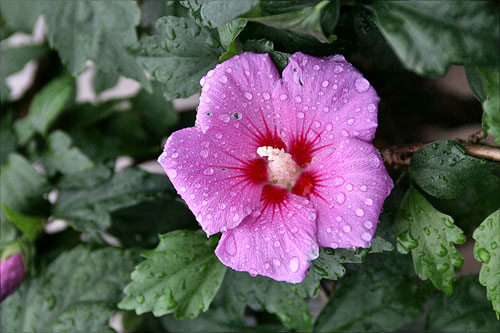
[426,275,499,331]
[249,1,333,43]
[135,16,224,100]
[218,18,248,50]
[119,230,227,319]
[2,204,44,241]
[465,66,500,144]
[395,187,465,294]
[39,130,94,176]
[310,236,393,281]
[224,270,313,331]
[314,253,429,332]
[14,74,74,144]
[1,246,139,332]
[53,167,173,232]
[43,1,150,89]
[410,140,500,199]
[0,43,49,101]
[473,209,500,319]
[0,0,42,33]
[181,0,258,28]
[373,1,500,76]
[1,153,49,246]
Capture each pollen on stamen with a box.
[257,146,300,189]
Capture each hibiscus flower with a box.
[159,52,392,283]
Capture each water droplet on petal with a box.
[313,65,320,71]
[225,235,237,256]
[289,257,300,272]
[167,169,177,179]
[355,208,365,217]
[244,92,253,100]
[336,193,345,204]
[262,92,271,100]
[219,75,228,83]
[273,258,281,267]
[232,214,239,222]
[215,133,223,139]
[364,221,373,229]
[280,94,288,100]
[334,65,343,73]
[333,176,344,186]
[343,225,351,233]
[361,232,371,241]
[347,118,355,125]
[203,168,214,175]
[322,80,329,88]
[297,112,305,119]
[295,96,302,103]
[364,198,373,206]
[274,241,281,247]
[355,78,370,93]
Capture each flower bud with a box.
[1,252,26,302]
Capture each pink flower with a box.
[1,252,26,301]
[159,52,392,283]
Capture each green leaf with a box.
[473,209,500,319]
[135,16,224,100]
[218,18,248,49]
[0,43,49,101]
[224,270,313,331]
[426,275,499,331]
[53,167,173,232]
[217,18,248,61]
[430,171,500,235]
[109,199,197,248]
[119,230,227,319]
[14,74,74,144]
[43,1,150,89]
[373,1,500,76]
[181,0,258,28]
[0,0,42,33]
[131,82,179,138]
[410,140,500,199]
[465,66,500,143]
[1,153,49,246]
[39,130,94,176]
[314,253,429,332]
[1,246,139,332]
[320,1,340,42]
[249,1,333,43]
[395,187,465,294]
[2,204,44,241]
[0,112,17,164]
[92,69,119,94]
[242,39,291,72]
[311,236,393,281]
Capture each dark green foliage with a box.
[410,140,500,199]
[1,246,140,332]
[119,230,227,319]
[314,253,430,332]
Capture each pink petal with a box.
[196,52,286,150]
[273,52,379,153]
[159,127,268,236]
[215,186,319,283]
[1,253,25,301]
[305,138,393,248]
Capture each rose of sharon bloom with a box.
[159,52,392,283]
[0,253,26,301]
